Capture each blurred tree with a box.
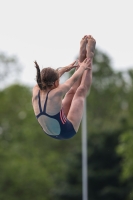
[116,69,133,200]
[0,84,80,200]
[54,49,132,200]
[0,49,133,200]
[0,52,21,89]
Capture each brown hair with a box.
[34,61,59,90]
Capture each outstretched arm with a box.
[56,58,91,96]
[57,61,78,77]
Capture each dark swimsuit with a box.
[36,90,76,140]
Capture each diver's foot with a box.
[86,35,96,59]
[79,35,87,62]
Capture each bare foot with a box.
[86,35,96,59]
[79,35,87,62]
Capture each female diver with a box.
[32,35,96,140]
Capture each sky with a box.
[0,0,133,87]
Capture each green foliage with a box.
[87,50,128,132]
[0,50,133,200]
[0,52,21,88]
[0,84,82,200]
[88,131,129,200]
[117,130,133,179]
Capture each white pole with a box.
[82,98,88,200]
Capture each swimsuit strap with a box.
[38,90,42,113]
[43,90,51,113]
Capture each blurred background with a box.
[0,0,133,200]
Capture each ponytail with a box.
[34,61,42,90]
